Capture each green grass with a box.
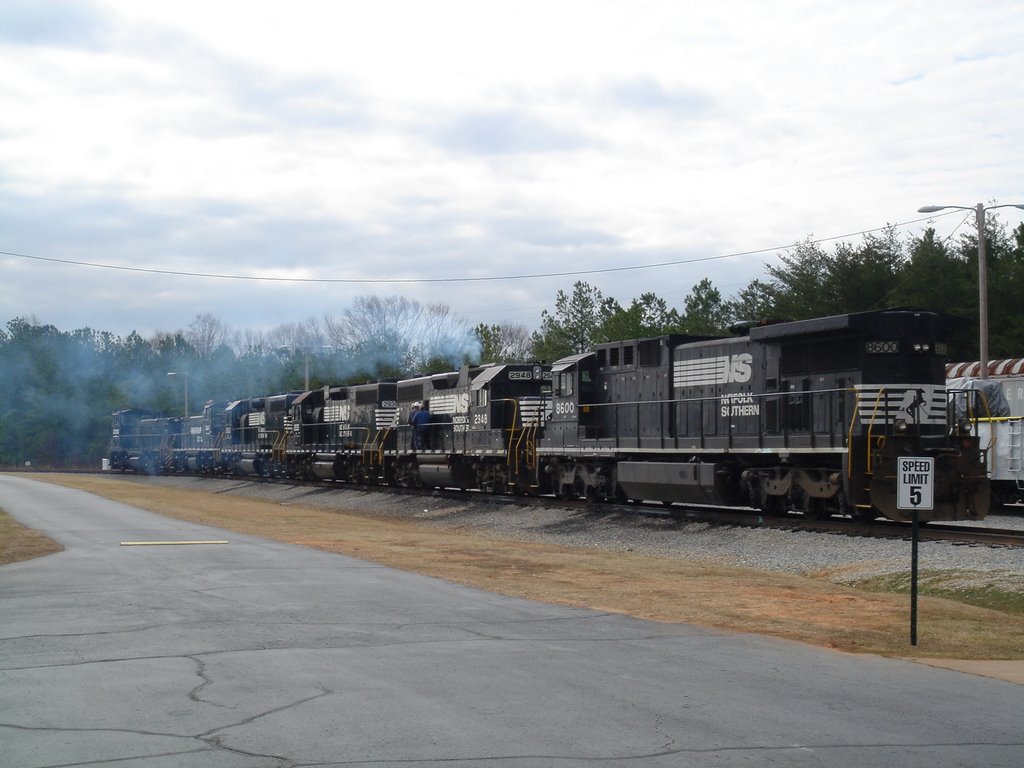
[855,570,1024,616]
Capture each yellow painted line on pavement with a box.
[120,540,229,546]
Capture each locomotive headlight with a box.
[895,419,908,433]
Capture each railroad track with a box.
[626,501,1024,547]
[887,522,1024,548]
[12,469,1024,548]
[201,475,1024,548]
[748,514,1024,547]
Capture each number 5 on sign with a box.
[897,457,934,511]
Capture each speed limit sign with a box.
[897,457,934,511]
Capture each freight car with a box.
[110,309,990,523]
[946,358,1024,506]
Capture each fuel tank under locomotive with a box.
[416,454,478,490]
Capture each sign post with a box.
[897,456,934,646]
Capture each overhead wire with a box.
[867,209,980,310]
[0,211,963,285]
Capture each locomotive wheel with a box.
[851,507,876,524]
[761,494,786,517]
[801,496,826,521]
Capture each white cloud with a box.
[0,0,1022,336]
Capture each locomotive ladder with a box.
[848,386,888,478]
[211,430,223,465]
[1008,419,1023,486]
[272,430,287,467]
[505,399,539,491]
[848,386,888,513]
[361,428,391,466]
[160,434,175,472]
[508,424,538,469]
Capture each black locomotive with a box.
[538,309,988,521]
[110,309,991,522]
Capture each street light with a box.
[917,202,1024,379]
[277,344,334,390]
[277,346,311,390]
[166,371,188,417]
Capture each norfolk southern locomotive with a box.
[110,309,991,522]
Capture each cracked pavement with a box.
[2,474,1022,767]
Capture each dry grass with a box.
[23,474,1024,659]
[0,507,63,565]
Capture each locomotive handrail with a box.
[359,429,375,465]
[862,387,888,475]
[271,430,287,465]
[361,427,391,466]
[964,388,992,423]
[846,387,860,480]
[500,398,527,474]
[950,387,996,454]
[521,423,538,470]
[159,434,174,471]
[564,387,850,453]
[501,398,522,471]
[973,390,996,454]
[377,428,391,464]
[847,385,888,512]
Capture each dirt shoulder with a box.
[20,474,1024,665]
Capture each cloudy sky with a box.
[1,0,1022,339]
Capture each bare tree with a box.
[265,317,326,352]
[474,322,533,363]
[237,328,272,356]
[186,313,232,358]
[416,302,480,369]
[324,296,476,375]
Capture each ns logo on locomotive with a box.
[110,309,990,523]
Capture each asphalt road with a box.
[1,474,1021,768]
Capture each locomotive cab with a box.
[466,364,550,448]
[109,408,159,470]
[546,353,597,448]
[749,310,989,521]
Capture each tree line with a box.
[515,219,1024,362]
[2,219,1022,468]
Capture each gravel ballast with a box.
[123,475,1024,588]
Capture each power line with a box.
[0,211,960,285]
[868,209,976,311]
